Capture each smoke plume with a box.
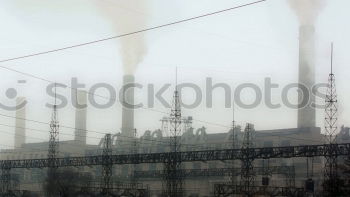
[96,0,149,74]
[288,0,325,25]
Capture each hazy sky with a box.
[0,0,349,147]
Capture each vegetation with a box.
[44,168,93,197]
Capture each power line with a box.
[0,0,322,148]
[0,123,165,150]
[0,130,233,157]
[0,122,208,150]
[0,112,107,135]
[0,109,324,151]
[0,130,86,156]
[0,122,325,162]
[0,1,269,131]
[0,63,326,144]
[0,109,324,155]
[0,63,234,131]
[0,66,269,150]
[0,0,266,63]
[0,122,101,140]
[0,114,228,151]
[103,0,288,55]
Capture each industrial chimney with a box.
[297,25,316,128]
[121,75,135,137]
[15,97,26,147]
[74,90,87,144]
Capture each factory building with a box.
[0,22,348,196]
[0,101,338,196]
[0,75,345,196]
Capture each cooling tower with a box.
[297,25,316,128]
[121,75,135,137]
[74,90,87,144]
[15,97,26,147]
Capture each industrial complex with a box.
[0,1,349,197]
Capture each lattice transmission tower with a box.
[162,71,184,197]
[240,123,255,197]
[323,43,341,196]
[0,167,11,195]
[230,105,237,187]
[101,133,113,195]
[131,128,139,188]
[47,84,60,197]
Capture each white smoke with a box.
[288,0,326,25]
[96,0,149,74]
[8,0,148,75]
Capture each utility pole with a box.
[240,123,255,197]
[101,133,113,196]
[47,83,59,197]
[163,68,184,197]
[323,43,341,196]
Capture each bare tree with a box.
[44,168,93,197]
[21,190,39,197]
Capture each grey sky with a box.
[0,0,349,147]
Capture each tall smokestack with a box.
[288,0,325,128]
[121,75,135,137]
[74,90,87,144]
[15,97,26,147]
[298,25,316,128]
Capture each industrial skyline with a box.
[0,1,349,148]
[0,0,349,196]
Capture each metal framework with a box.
[134,166,295,184]
[0,167,11,195]
[0,143,349,195]
[47,87,60,197]
[323,43,341,196]
[240,123,255,196]
[131,129,139,188]
[162,83,184,197]
[230,107,237,187]
[80,185,148,197]
[1,143,350,169]
[101,134,113,195]
[213,184,305,197]
[48,85,60,165]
